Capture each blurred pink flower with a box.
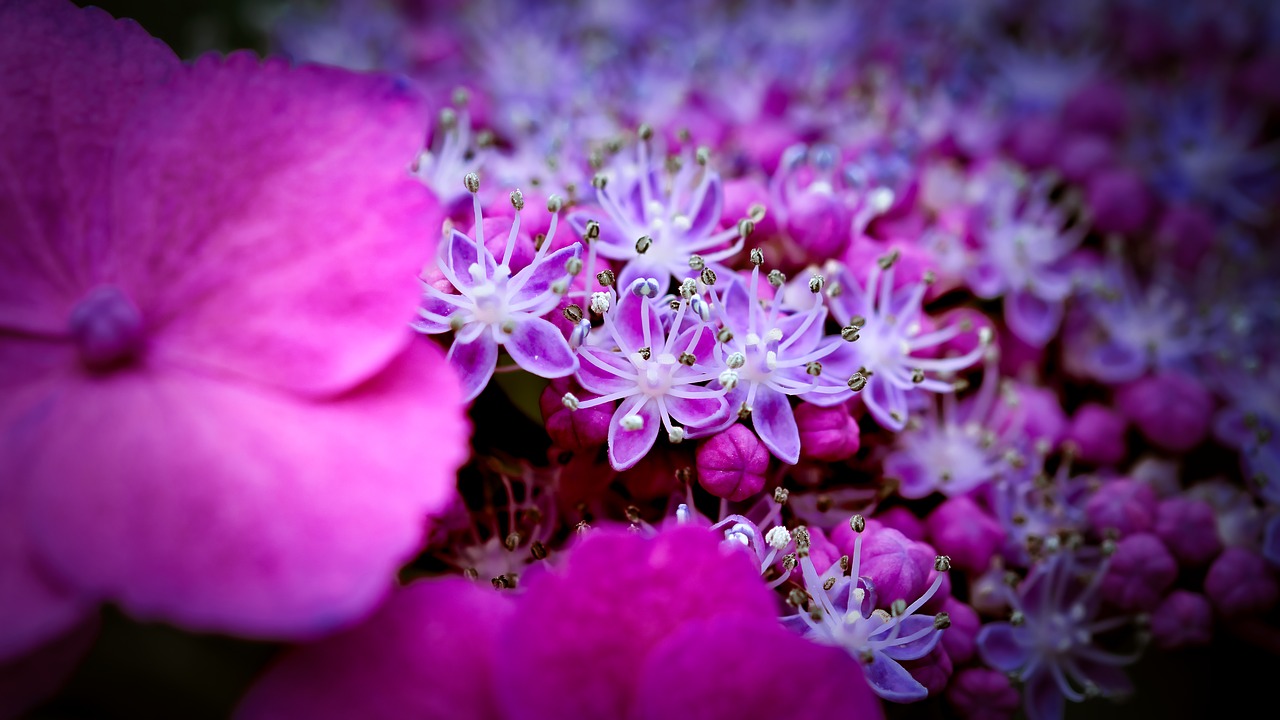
[0,0,467,655]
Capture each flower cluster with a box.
[4,0,1279,718]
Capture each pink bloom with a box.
[0,0,467,650]
[239,578,511,720]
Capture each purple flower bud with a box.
[1054,132,1115,184]
[477,216,535,272]
[1085,478,1157,538]
[945,668,1020,720]
[1086,168,1152,236]
[1154,204,1214,270]
[1205,547,1280,618]
[1115,371,1213,452]
[926,497,1006,574]
[1062,80,1130,138]
[1150,590,1213,649]
[991,381,1068,450]
[786,189,851,264]
[1100,533,1178,612]
[1005,115,1062,170]
[795,402,860,462]
[1067,402,1128,466]
[940,597,981,665]
[540,380,612,450]
[854,524,949,611]
[695,425,769,502]
[1154,498,1223,567]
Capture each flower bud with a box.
[695,424,770,502]
[1115,370,1212,452]
[1100,533,1177,612]
[1205,547,1280,618]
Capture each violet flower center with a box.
[68,285,144,370]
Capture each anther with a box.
[877,250,899,269]
[464,172,480,193]
[562,393,580,410]
[782,554,797,570]
[678,352,696,366]
[597,269,615,287]
[935,555,952,572]
[547,195,564,212]
[510,189,524,210]
[848,315,866,329]
[500,320,516,334]
[592,173,608,190]
[806,361,822,376]
[1010,610,1025,626]
[695,146,710,166]
[768,269,786,288]
[840,326,861,342]
[566,257,583,275]
[584,219,601,241]
[793,526,812,554]
[765,526,792,549]
[590,292,610,315]
[774,487,790,505]
[934,612,951,630]
[716,327,734,343]
[850,514,866,533]
[726,352,746,369]
[625,506,643,523]
[638,347,651,360]
[530,541,548,560]
[679,278,698,298]
[823,577,837,591]
[621,414,644,431]
[738,219,755,238]
[809,275,825,293]
[748,203,767,222]
[668,427,685,443]
[891,599,907,616]
[847,372,867,392]
[700,267,717,285]
[718,369,739,389]
[638,123,654,140]
[788,588,810,609]
[689,254,706,270]
[504,532,521,552]
[749,247,765,266]
[635,235,652,254]
[563,304,584,323]
[912,368,925,383]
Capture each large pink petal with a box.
[0,0,176,334]
[237,577,510,720]
[111,52,441,396]
[17,338,469,638]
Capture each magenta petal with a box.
[1005,291,1062,348]
[505,316,577,378]
[237,578,510,720]
[497,526,777,720]
[449,331,499,402]
[865,651,929,702]
[1083,337,1146,384]
[686,174,723,240]
[1024,670,1066,720]
[0,497,91,661]
[19,339,469,638]
[976,623,1030,673]
[634,616,883,720]
[576,348,636,395]
[611,293,665,353]
[865,375,908,431]
[665,392,729,431]
[509,244,581,306]
[0,0,177,335]
[446,228,496,294]
[608,398,662,471]
[751,385,800,464]
[718,277,755,334]
[115,53,441,396]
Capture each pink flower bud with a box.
[695,425,770,501]
[1101,533,1177,612]
[1154,498,1223,567]
[795,402,860,462]
[1067,402,1128,466]
[1205,548,1280,618]
[1116,371,1213,452]
[1085,478,1157,538]
[877,506,925,542]
[946,668,1020,720]
[1062,80,1130,138]
[940,597,981,665]
[540,380,612,451]
[1155,204,1214,270]
[926,497,1005,574]
[904,643,953,696]
[1150,590,1213,649]
[1087,168,1151,236]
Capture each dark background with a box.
[30,1,1279,718]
